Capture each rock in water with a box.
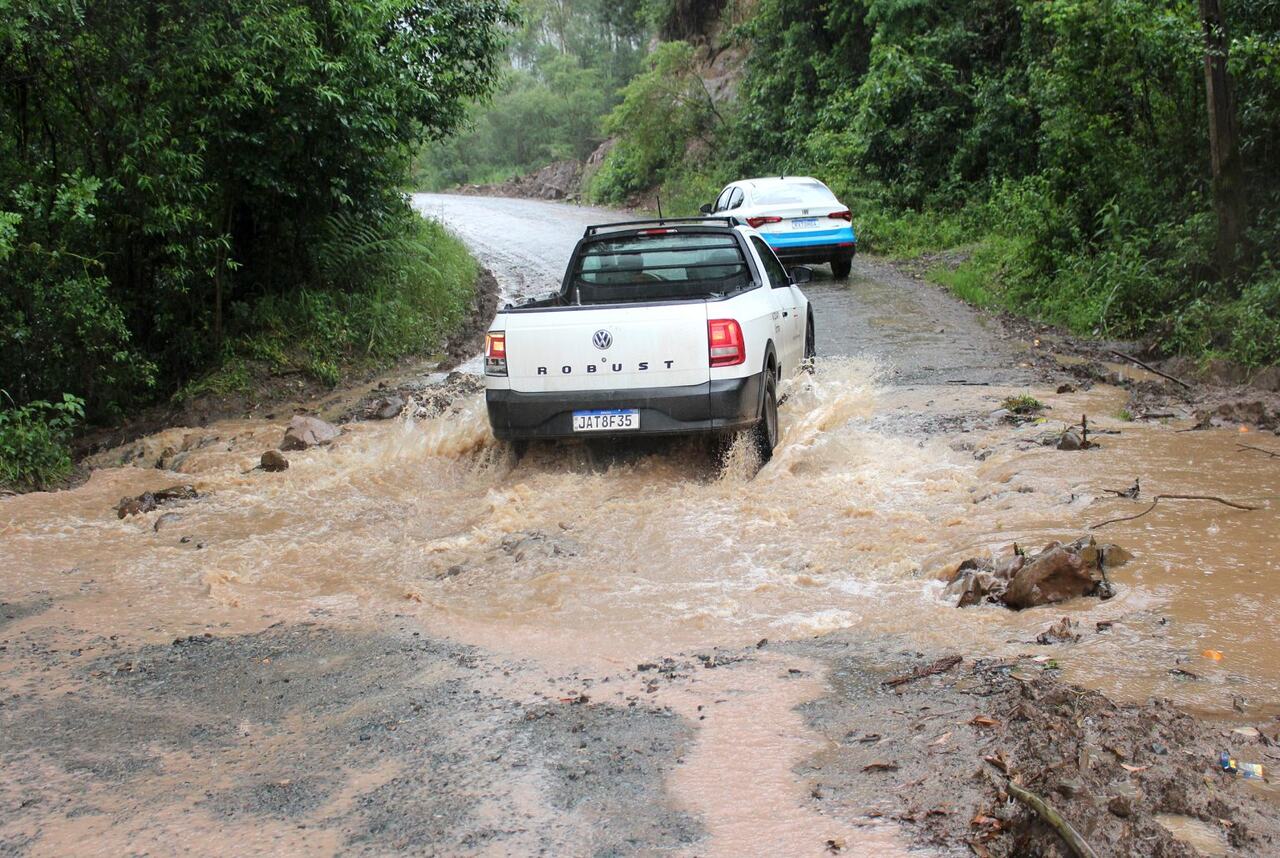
[1057,429,1083,451]
[1004,545,1096,610]
[114,485,199,519]
[1036,616,1081,644]
[280,415,340,451]
[373,395,405,420]
[260,450,289,472]
[944,554,1024,607]
[949,536,1124,609]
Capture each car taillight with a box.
[827,210,852,221]
[640,228,677,235]
[485,331,507,376]
[708,319,745,367]
[746,216,782,229]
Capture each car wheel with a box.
[831,255,853,279]
[802,315,816,374]
[752,372,778,464]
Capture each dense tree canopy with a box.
[415,0,657,188]
[1,0,513,418]
[594,0,1280,365]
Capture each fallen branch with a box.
[882,655,963,688]
[1091,493,1260,529]
[1238,443,1280,459]
[1138,412,1177,420]
[1006,780,1099,858]
[1110,350,1191,389]
[1103,478,1140,499]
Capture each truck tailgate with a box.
[504,303,710,393]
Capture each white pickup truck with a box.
[484,217,815,461]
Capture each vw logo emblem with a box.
[592,330,613,350]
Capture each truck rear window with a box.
[572,233,750,304]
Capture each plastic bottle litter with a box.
[1219,751,1265,780]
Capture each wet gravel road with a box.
[8,195,1275,857]
[413,193,1036,386]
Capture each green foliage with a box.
[656,0,1280,366]
[416,0,653,188]
[1001,394,1044,415]
[588,41,727,204]
[181,214,476,396]
[1,0,513,424]
[0,393,84,491]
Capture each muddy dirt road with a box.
[3,195,1279,856]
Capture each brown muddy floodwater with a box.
[4,195,1279,855]
[9,362,1276,712]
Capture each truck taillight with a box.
[708,319,745,367]
[485,331,507,376]
[827,210,852,221]
[746,216,782,229]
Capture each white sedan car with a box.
[700,176,857,278]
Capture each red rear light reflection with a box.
[708,319,745,367]
[485,331,507,376]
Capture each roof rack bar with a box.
[584,216,736,237]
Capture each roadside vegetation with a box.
[0,0,513,490]
[413,0,659,189]
[580,1,1280,371]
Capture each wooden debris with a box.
[1110,350,1191,389]
[1091,493,1259,529]
[1006,780,1099,858]
[882,655,963,688]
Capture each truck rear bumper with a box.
[486,374,764,440]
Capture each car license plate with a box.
[791,217,818,229]
[572,409,640,432]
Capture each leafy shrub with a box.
[1,0,513,420]
[589,41,726,204]
[179,208,476,396]
[0,394,85,491]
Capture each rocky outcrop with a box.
[457,159,584,202]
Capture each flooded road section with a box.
[3,195,1279,856]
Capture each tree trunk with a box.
[1199,0,1245,277]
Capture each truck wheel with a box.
[802,316,816,374]
[831,255,853,279]
[753,372,779,463]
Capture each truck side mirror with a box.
[699,203,713,215]
[788,266,813,285]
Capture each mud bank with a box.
[68,266,501,474]
[789,634,1280,857]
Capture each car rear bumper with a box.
[765,226,857,263]
[486,374,764,440]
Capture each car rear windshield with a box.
[752,182,838,207]
[572,232,751,304]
